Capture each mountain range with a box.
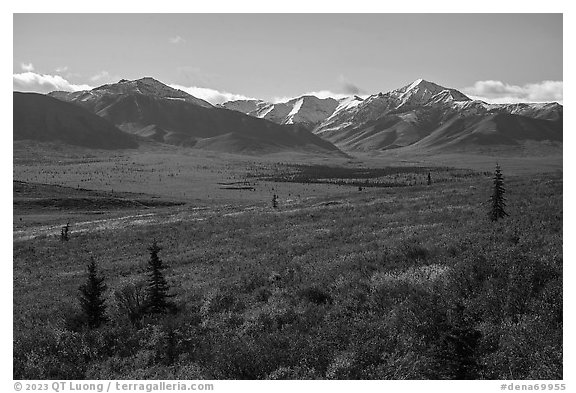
[220,96,340,129]
[46,78,340,154]
[223,79,562,152]
[13,77,562,155]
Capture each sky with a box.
[13,13,563,104]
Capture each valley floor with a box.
[13,141,563,380]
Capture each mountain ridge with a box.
[310,79,562,152]
[44,77,563,154]
[47,78,344,155]
[220,95,339,129]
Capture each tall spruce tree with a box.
[79,257,108,328]
[146,240,172,314]
[489,164,508,221]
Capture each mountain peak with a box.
[395,79,470,104]
[136,76,164,85]
[409,78,425,87]
[90,78,214,108]
[403,78,444,92]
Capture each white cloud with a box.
[463,80,563,104]
[55,66,69,73]
[169,36,185,44]
[90,70,111,82]
[13,72,93,94]
[169,84,255,105]
[20,63,34,72]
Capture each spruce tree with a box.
[61,222,70,241]
[488,164,508,221]
[79,257,108,328]
[146,240,172,314]
[427,172,432,186]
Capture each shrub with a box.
[114,280,147,324]
[298,286,332,305]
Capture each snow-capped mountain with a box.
[48,78,342,155]
[313,79,562,151]
[46,77,562,154]
[221,95,339,129]
[488,102,563,121]
[51,77,214,110]
[217,99,270,117]
[390,78,471,107]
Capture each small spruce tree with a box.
[146,240,172,314]
[272,194,278,209]
[427,172,432,186]
[488,164,508,221]
[79,257,108,328]
[61,222,70,241]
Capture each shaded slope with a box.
[13,92,137,149]
[413,113,563,150]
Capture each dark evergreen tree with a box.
[272,194,278,209]
[488,164,508,221]
[146,240,172,314]
[61,222,70,241]
[78,257,108,328]
[427,172,432,186]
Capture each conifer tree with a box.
[488,164,508,221]
[79,257,108,328]
[427,172,432,186]
[61,222,70,241]
[272,194,278,209]
[146,240,172,314]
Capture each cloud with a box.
[13,72,93,94]
[338,75,365,95]
[169,84,255,105]
[55,66,69,73]
[342,83,362,95]
[90,71,111,82]
[169,36,185,44]
[463,80,563,104]
[20,63,34,72]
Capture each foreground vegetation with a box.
[13,164,562,379]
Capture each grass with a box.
[13,142,562,380]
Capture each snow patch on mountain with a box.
[257,105,275,119]
[285,98,304,124]
[221,95,340,128]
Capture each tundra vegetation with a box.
[13,144,562,380]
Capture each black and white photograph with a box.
[8,7,568,388]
